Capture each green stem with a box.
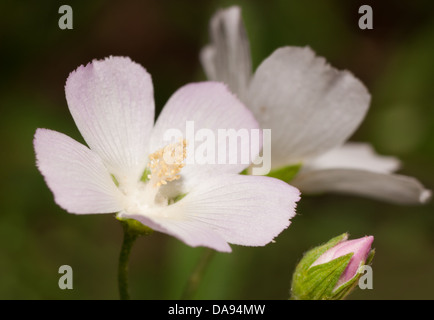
[118,221,139,300]
[181,248,216,299]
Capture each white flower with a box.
[34,56,300,252]
[201,6,431,204]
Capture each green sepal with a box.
[172,193,187,203]
[240,168,249,175]
[292,233,348,275]
[331,248,376,300]
[290,233,350,300]
[291,252,353,300]
[266,163,302,183]
[330,273,360,300]
[111,174,119,187]
[140,167,151,183]
[365,248,376,265]
[116,216,154,237]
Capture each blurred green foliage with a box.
[0,0,433,299]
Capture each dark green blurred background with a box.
[1,0,433,300]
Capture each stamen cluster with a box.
[147,139,187,187]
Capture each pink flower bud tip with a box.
[312,235,374,286]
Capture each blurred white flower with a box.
[201,6,431,204]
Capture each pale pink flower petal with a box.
[291,143,431,204]
[200,6,251,101]
[65,56,155,182]
[120,174,300,252]
[248,46,371,169]
[292,168,431,204]
[304,142,401,173]
[34,128,123,214]
[149,82,261,191]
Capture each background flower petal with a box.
[304,142,401,173]
[248,46,371,169]
[200,6,252,101]
[149,82,261,191]
[292,168,431,204]
[34,128,123,214]
[65,56,154,183]
[121,174,300,252]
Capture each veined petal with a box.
[304,142,401,173]
[248,46,370,169]
[149,82,261,191]
[292,168,431,204]
[121,174,300,252]
[119,211,232,252]
[65,56,154,183]
[34,129,123,214]
[200,6,252,101]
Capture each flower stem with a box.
[118,221,139,300]
[181,248,216,299]
[116,217,153,300]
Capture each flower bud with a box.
[290,233,375,300]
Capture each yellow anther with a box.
[147,139,187,187]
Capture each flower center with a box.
[147,139,187,187]
[118,139,187,216]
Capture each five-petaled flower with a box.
[201,6,431,204]
[33,56,300,252]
